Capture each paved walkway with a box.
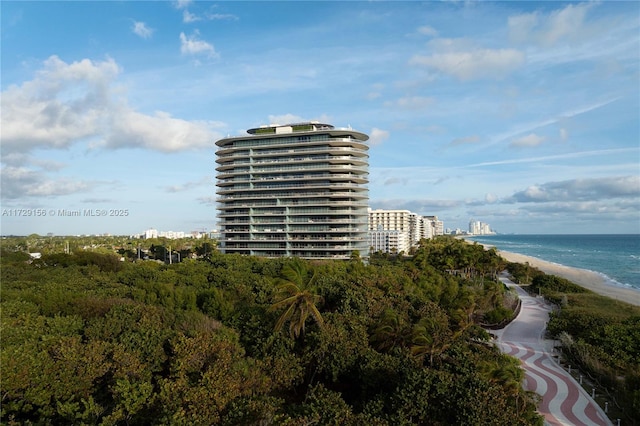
[492,274,612,426]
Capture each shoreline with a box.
[496,249,640,307]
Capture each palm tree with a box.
[270,259,324,339]
[410,309,452,366]
[486,359,523,390]
[370,309,408,352]
[481,357,527,413]
[449,302,476,337]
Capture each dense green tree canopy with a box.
[0,236,550,425]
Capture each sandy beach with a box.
[497,249,640,307]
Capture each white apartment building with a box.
[144,228,158,239]
[160,231,185,239]
[142,229,187,239]
[369,228,409,254]
[368,209,412,234]
[215,122,370,259]
[368,209,441,253]
[424,215,444,238]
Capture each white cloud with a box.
[197,196,217,205]
[366,83,384,100]
[385,96,435,110]
[0,52,224,202]
[101,109,222,152]
[485,193,498,203]
[559,128,569,141]
[466,147,639,168]
[372,198,462,213]
[426,37,474,52]
[183,10,238,23]
[507,12,539,44]
[417,25,438,37]
[483,98,621,149]
[506,176,640,203]
[510,133,546,148]
[179,31,216,57]
[204,13,238,21]
[0,55,225,156]
[267,114,306,125]
[165,176,211,193]
[132,21,153,39]
[174,0,192,10]
[1,56,119,153]
[508,2,594,46]
[410,46,525,81]
[0,166,95,199]
[369,128,390,146]
[383,177,408,186]
[542,3,593,45]
[450,135,480,146]
[100,108,216,152]
[183,10,200,23]
[262,114,336,128]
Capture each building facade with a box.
[424,215,444,237]
[368,209,413,234]
[215,122,369,259]
[368,209,438,253]
[367,211,447,254]
[369,228,409,254]
[469,219,493,235]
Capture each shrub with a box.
[483,306,512,325]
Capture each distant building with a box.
[141,229,192,239]
[469,219,494,235]
[144,228,158,239]
[159,230,185,239]
[369,227,409,254]
[368,209,413,234]
[215,122,370,259]
[368,210,444,253]
[424,215,444,238]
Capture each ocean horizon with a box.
[466,234,640,292]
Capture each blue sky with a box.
[1,0,639,236]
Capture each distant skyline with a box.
[1,1,639,236]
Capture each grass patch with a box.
[565,292,640,319]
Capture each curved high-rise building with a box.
[215,122,369,259]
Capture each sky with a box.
[1,0,639,236]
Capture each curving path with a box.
[492,274,612,426]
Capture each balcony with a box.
[216,182,367,194]
[216,189,367,201]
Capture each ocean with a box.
[466,234,640,292]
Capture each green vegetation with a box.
[508,263,640,424]
[291,124,313,132]
[254,127,276,134]
[0,234,215,263]
[1,236,543,425]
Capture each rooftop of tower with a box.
[215,121,369,146]
[246,121,335,135]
